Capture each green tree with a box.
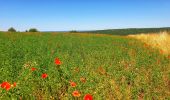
[69,30,78,33]
[8,27,16,32]
[29,28,38,32]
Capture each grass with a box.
[0,32,170,99]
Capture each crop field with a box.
[128,32,170,55]
[0,32,170,99]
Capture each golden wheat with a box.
[128,31,170,54]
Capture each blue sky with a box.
[0,0,170,31]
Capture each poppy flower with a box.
[13,82,17,87]
[70,81,77,87]
[31,67,37,71]
[72,90,81,97]
[84,94,93,100]
[41,73,48,79]
[11,82,17,87]
[1,82,11,91]
[55,58,61,65]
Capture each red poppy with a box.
[31,67,37,71]
[11,82,17,87]
[84,94,93,100]
[41,73,48,79]
[13,82,17,87]
[55,58,61,65]
[72,90,81,97]
[1,82,11,91]
[70,81,77,87]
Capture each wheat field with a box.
[128,32,170,55]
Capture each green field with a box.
[0,32,170,99]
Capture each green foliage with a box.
[69,30,78,33]
[28,28,38,32]
[85,27,170,35]
[0,32,169,99]
[8,27,16,32]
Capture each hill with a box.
[83,27,170,35]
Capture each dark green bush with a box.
[69,30,78,33]
[8,27,16,32]
[29,28,38,32]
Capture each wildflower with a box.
[80,77,86,83]
[11,82,17,87]
[70,81,77,87]
[72,90,81,97]
[13,82,17,87]
[31,67,37,71]
[1,82,11,91]
[55,58,61,65]
[41,73,48,79]
[84,94,93,100]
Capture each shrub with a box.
[69,30,78,33]
[29,28,38,32]
[8,27,16,32]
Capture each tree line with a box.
[7,27,38,32]
[84,27,170,35]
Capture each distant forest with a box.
[83,27,170,35]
